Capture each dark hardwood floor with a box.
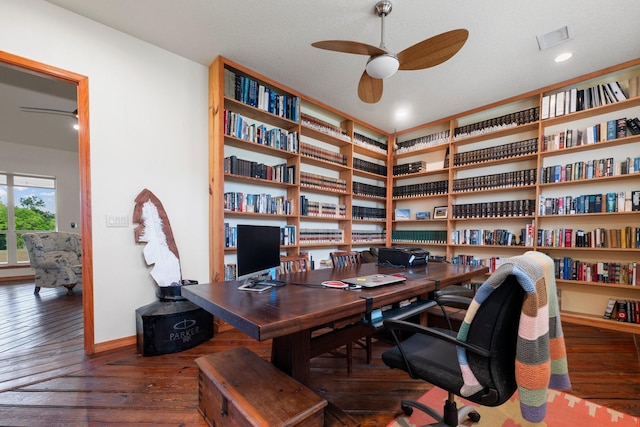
[1,280,639,426]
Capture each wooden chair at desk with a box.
[279,253,309,274]
[328,250,371,375]
[329,251,361,268]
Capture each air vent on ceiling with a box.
[537,26,572,50]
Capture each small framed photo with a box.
[415,211,431,220]
[395,209,411,220]
[433,206,448,219]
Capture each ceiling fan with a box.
[312,1,468,103]
[19,106,78,118]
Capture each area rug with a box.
[387,387,639,427]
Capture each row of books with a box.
[453,138,538,166]
[299,228,344,244]
[300,113,351,142]
[539,191,640,215]
[452,169,536,192]
[352,230,386,243]
[353,132,387,153]
[450,254,506,273]
[553,257,639,285]
[299,196,346,218]
[541,81,627,120]
[537,227,640,249]
[604,191,640,212]
[300,142,346,166]
[352,205,386,220]
[353,181,386,198]
[223,109,300,153]
[223,68,300,121]
[391,229,447,244]
[392,180,448,198]
[353,157,387,177]
[223,192,293,215]
[604,299,640,324]
[451,199,536,219]
[453,107,539,140]
[395,129,450,155]
[541,117,639,151]
[223,223,297,248]
[540,157,610,183]
[451,229,520,246]
[224,156,296,184]
[300,171,346,192]
[224,263,237,281]
[393,161,427,176]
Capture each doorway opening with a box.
[0,51,94,355]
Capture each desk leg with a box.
[271,329,311,384]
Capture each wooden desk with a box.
[183,262,486,383]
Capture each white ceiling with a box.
[0,63,77,152]
[44,0,640,134]
[6,0,640,152]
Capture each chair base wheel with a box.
[468,411,480,422]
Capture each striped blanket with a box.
[456,251,571,423]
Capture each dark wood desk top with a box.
[182,262,486,341]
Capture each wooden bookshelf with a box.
[210,55,640,332]
[209,56,391,282]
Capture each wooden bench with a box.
[196,346,327,426]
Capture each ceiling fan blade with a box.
[312,40,386,56]
[358,70,383,104]
[397,29,469,70]
[20,106,78,118]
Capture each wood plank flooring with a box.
[0,281,639,426]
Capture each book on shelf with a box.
[353,131,387,153]
[224,68,300,121]
[352,205,386,220]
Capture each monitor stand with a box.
[244,272,272,286]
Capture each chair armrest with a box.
[383,318,490,358]
[435,295,473,310]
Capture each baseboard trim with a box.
[94,335,137,354]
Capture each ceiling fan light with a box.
[366,54,399,79]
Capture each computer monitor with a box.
[236,224,281,283]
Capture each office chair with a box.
[382,274,524,426]
[433,284,475,331]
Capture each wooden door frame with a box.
[0,51,95,355]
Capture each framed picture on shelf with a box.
[415,211,431,220]
[395,209,411,220]
[433,206,448,219]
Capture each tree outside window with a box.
[0,173,56,265]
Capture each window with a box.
[0,173,57,265]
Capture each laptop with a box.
[341,274,406,288]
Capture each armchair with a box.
[23,232,82,296]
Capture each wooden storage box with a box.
[196,346,327,427]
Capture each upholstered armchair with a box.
[22,232,82,295]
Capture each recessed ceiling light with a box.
[555,53,572,63]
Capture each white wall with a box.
[0,0,210,344]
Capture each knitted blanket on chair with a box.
[456,251,571,423]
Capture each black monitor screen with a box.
[236,224,281,281]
